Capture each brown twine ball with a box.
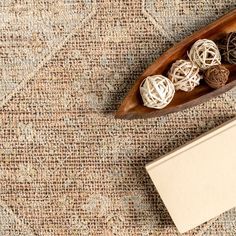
[218,32,236,64]
[204,65,230,89]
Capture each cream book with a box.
[146,117,236,233]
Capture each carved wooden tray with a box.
[115,9,236,119]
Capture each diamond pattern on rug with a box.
[0,0,96,107]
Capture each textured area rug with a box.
[0,1,236,235]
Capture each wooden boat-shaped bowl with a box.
[116,9,236,119]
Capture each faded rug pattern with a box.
[0,1,236,235]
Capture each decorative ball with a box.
[140,75,175,109]
[204,65,230,89]
[188,39,221,70]
[218,32,236,64]
[168,59,202,92]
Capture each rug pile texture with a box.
[0,1,236,235]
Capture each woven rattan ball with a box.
[204,65,230,89]
[140,75,175,109]
[188,39,221,70]
[168,59,202,92]
[218,32,236,64]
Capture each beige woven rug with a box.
[0,1,236,235]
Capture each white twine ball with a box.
[168,59,202,92]
[140,75,175,109]
[188,39,221,70]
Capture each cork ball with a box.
[204,65,230,89]
[218,32,236,64]
[188,39,221,70]
[140,75,175,109]
[168,59,202,92]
